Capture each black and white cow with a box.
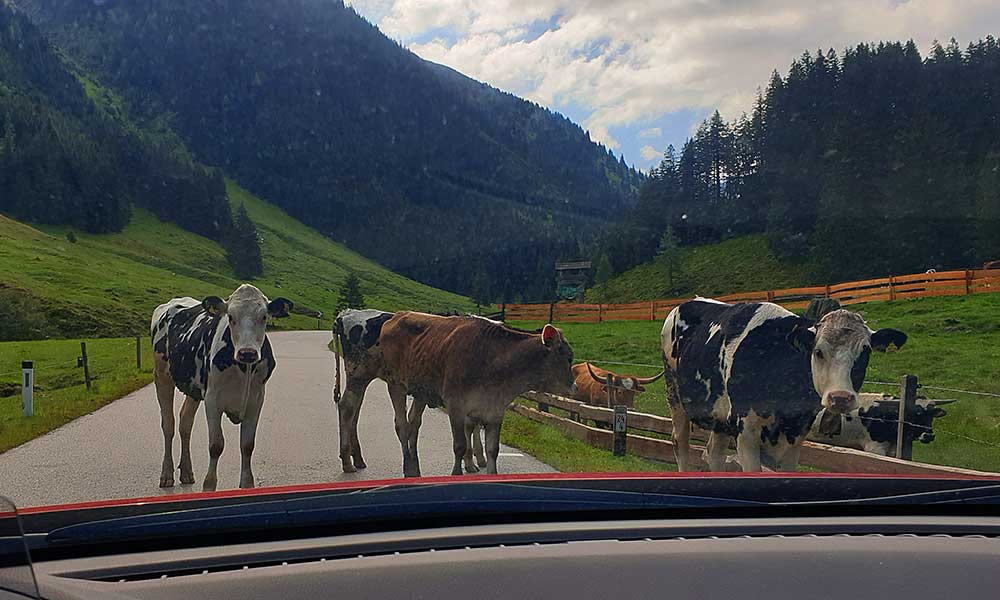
[152,284,292,491]
[661,298,907,472]
[809,394,948,456]
[331,309,395,473]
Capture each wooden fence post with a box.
[136,336,142,369]
[897,374,918,460]
[500,303,506,321]
[605,373,615,409]
[766,290,775,302]
[825,284,831,298]
[889,276,896,301]
[80,341,91,391]
[613,405,627,457]
[649,301,655,321]
[598,304,603,323]
[538,400,549,413]
[548,303,554,323]
[966,270,973,295]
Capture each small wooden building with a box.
[555,261,592,302]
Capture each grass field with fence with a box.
[0,337,154,453]
[505,293,1000,473]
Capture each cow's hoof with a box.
[354,458,367,470]
[179,472,195,485]
[239,480,255,489]
[342,463,357,474]
[202,480,217,493]
[464,462,480,474]
[475,456,488,469]
[159,475,174,488]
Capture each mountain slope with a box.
[587,235,814,303]
[16,0,642,298]
[0,179,472,340]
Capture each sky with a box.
[346,0,1000,171]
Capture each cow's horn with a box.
[586,362,606,384]
[635,370,665,385]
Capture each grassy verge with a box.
[509,292,1000,472]
[0,337,154,453]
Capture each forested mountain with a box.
[0,2,232,240]
[605,38,1000,282]
[16,0,642,301]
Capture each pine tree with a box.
[337,271,366,312]
[470,267,492,309]
[225,202,263,279]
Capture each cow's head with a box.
[585,363,664,408]
[537,324,578,396]
[203,284,294,364]
[788,310,906,415]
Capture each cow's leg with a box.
[337,374,366,473]
[669,400,692,472]
[448,409,470,476]
[406,397,429,476]
[153,363,176,488]
[463,420,480,473]
[202,404,225,492]
[388,383,420,477]
[474,423,487,468]
[177,395,199,485]
[483,421,502,475]
[238,389,265,489]
[705,431,730,472]
[736,424,763,473]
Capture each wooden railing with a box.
[505,268,1000,323]
[513,391,996,476]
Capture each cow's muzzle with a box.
[236,348,260,364]
[824,391,857,414]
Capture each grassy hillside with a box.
[587,235,813,303]
[509,293,1000,473]
[0,180,472,340]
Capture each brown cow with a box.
[571,363,664,409]
[379,312,577,477]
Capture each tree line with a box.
[603,38,1000,283]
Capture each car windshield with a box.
[1,0,999,516]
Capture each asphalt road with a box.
[0,330,553,508]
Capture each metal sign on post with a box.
[613,405,627,456]
[21,361,33,417]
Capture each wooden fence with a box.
[512,391,996,477]
[504,268,1000,323]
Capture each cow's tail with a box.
[333,331,343,405]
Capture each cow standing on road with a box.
[331,308,395,473]
[571,362,663,409]
[151,284,292,491]
[379,312,577,477]
[661,299,906,472]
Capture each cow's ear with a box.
[267,297,294,318]
[871,328,907,352]
[202,296,226,317]
[541,324,560,346]
[786,325,816,354]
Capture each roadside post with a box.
[21,361,33,417]
[613,405,627,456]
[897,374,918,460]
[80,341,91,390]
[136,336,142,369]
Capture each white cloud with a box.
[358,1,1000,150]
[639,145,661,161]
[638,127,662,139]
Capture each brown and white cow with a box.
[378,312,577,477]
[571,362,663,409]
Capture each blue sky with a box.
[349,0,1000,171]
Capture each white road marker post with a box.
[21,360,33,417]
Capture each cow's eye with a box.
[814,349,824,360]
[258,315,267,324]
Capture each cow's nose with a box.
[236,348,259,364]
[827,391,856,413]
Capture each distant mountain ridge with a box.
[16,0,641,299]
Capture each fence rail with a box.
[505,267,1000,322]
[513,391,997,477]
